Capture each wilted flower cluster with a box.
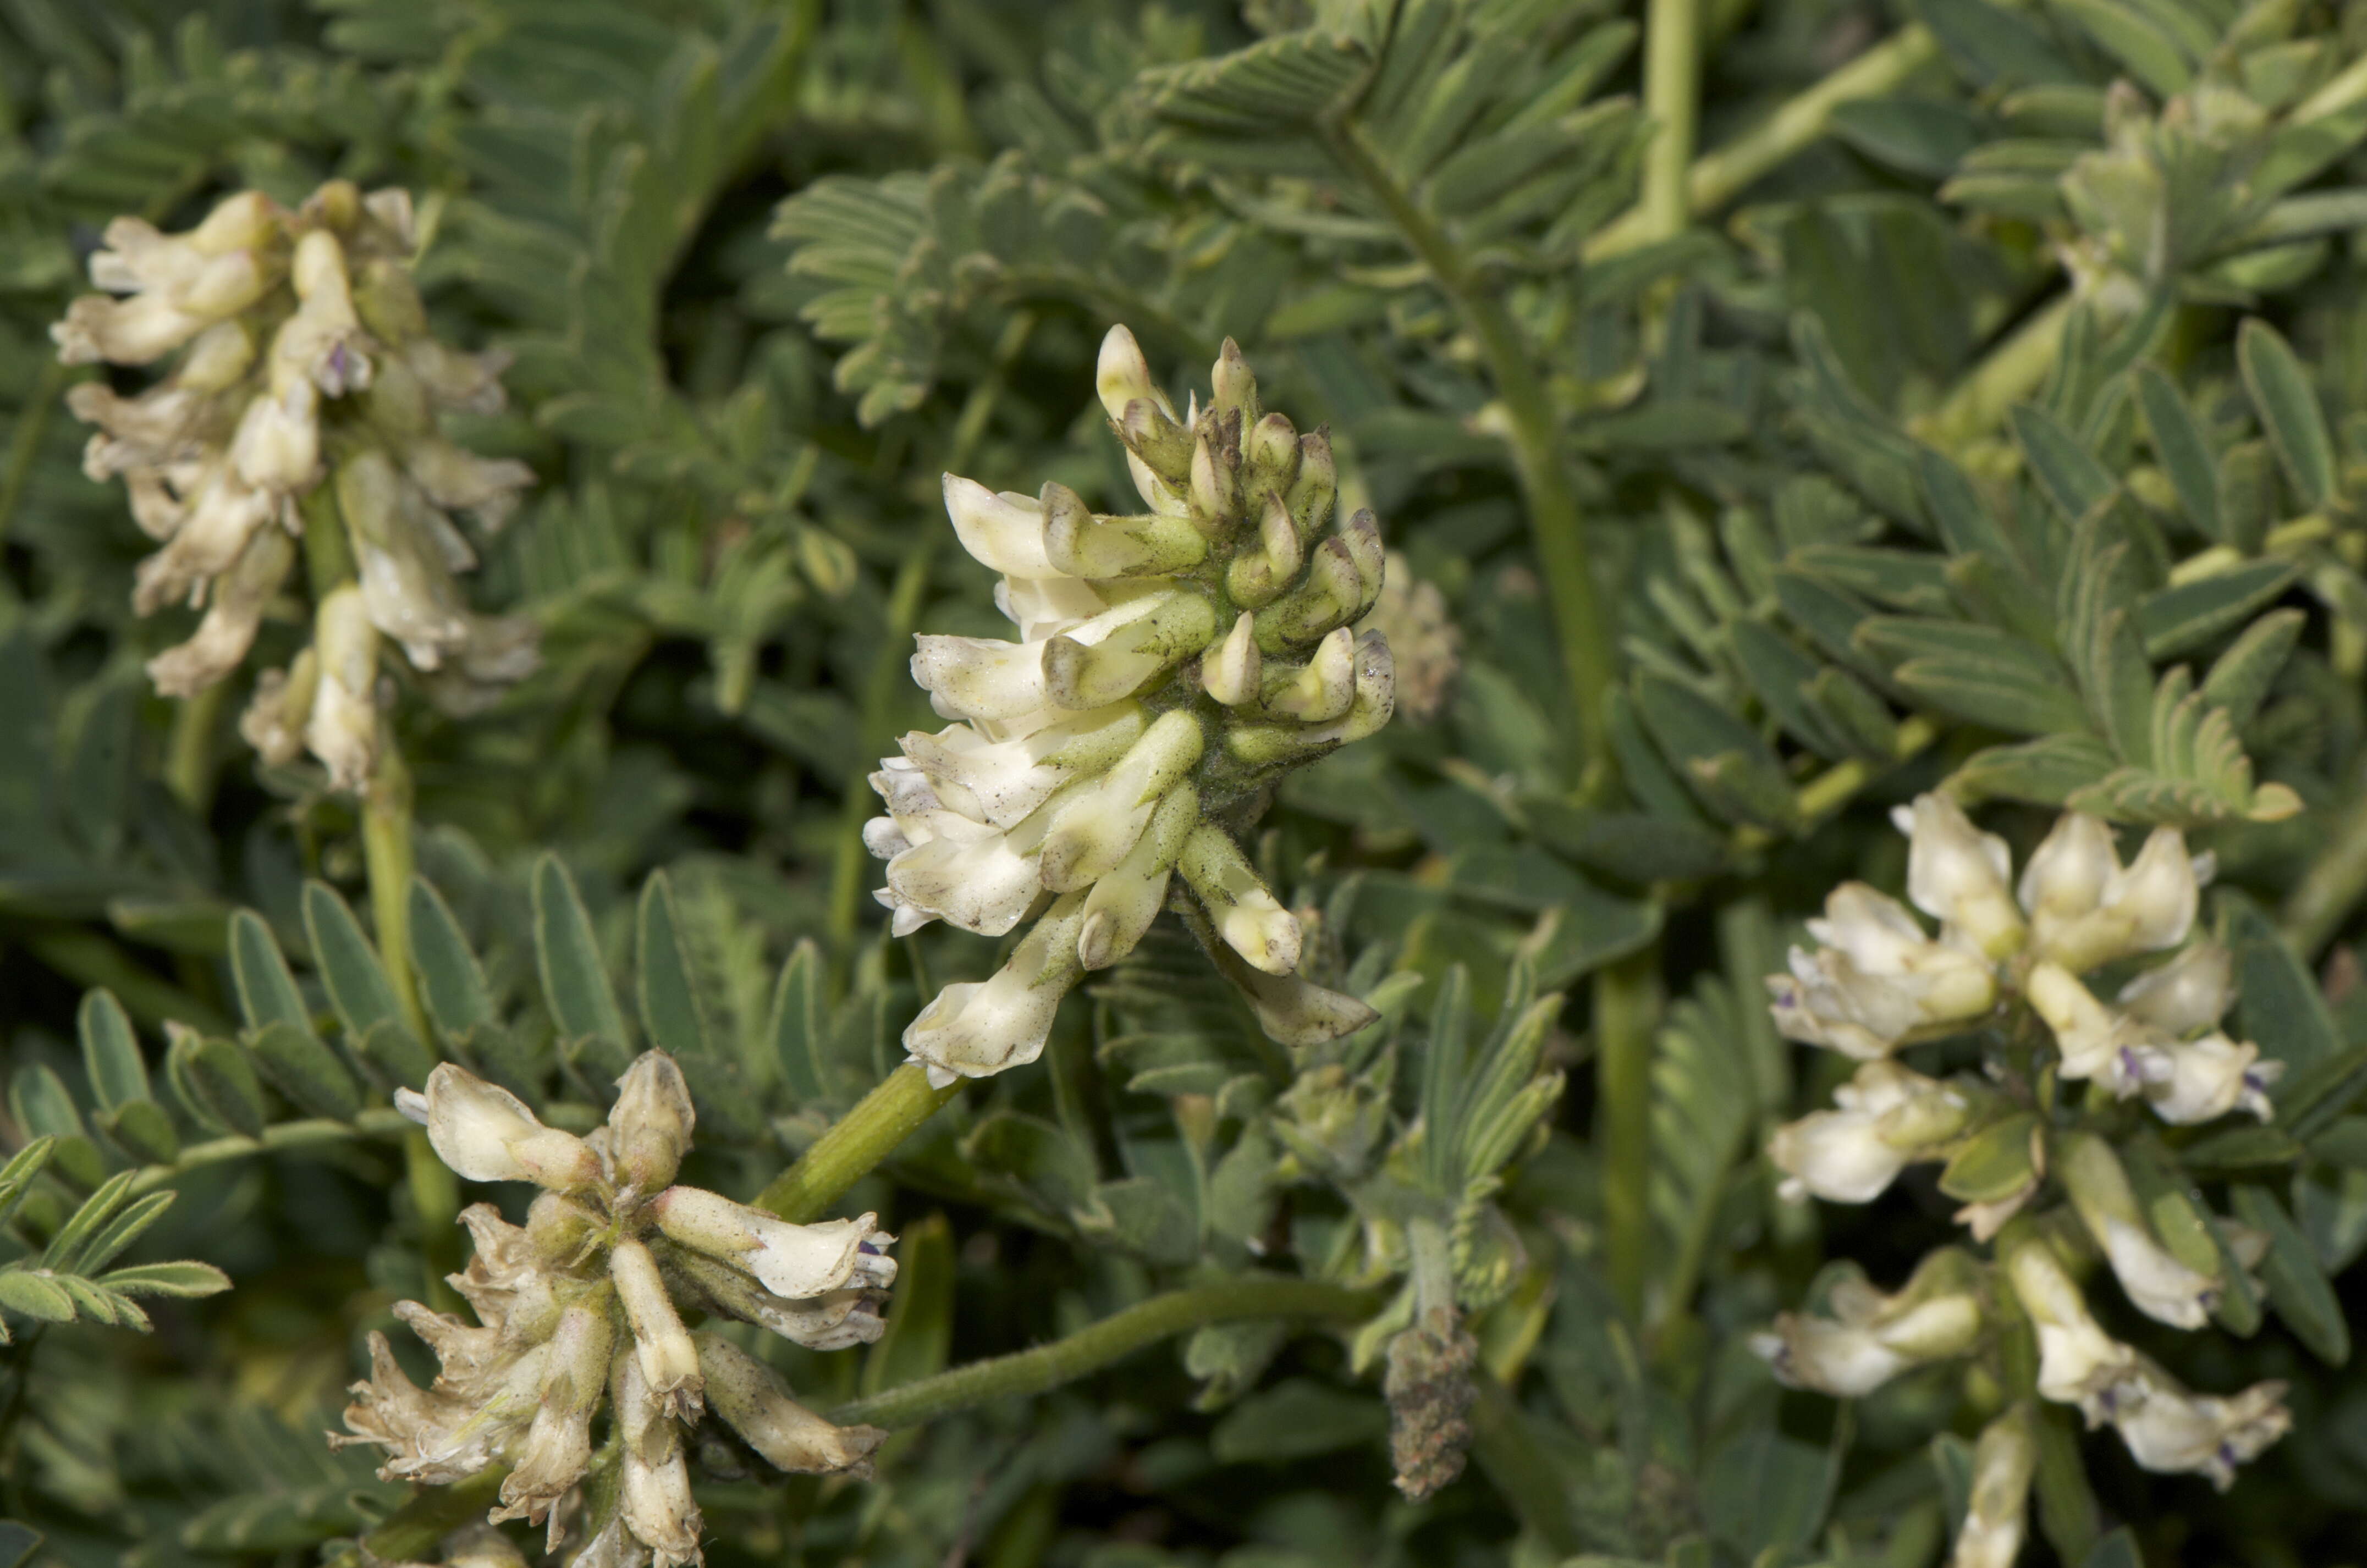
[866,325,1395,1085]
[336,1053,892,1568]
[1756,794,2292,1551]
[54,181,536,790]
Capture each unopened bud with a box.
[611,1051,696,1192]
[694,1333,886,1476]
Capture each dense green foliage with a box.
[5,1,2367,1566]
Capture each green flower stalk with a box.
[866,326,1395,1085]
[53,181,536,789]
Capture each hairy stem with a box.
[828,1278,1376,1429]
[1594,947,1664,1320]
[756,1063,960,1222]
[1588,24,1940,259]
[1639,0,1703,244]
[2282,784,2367,958]
[1322,116,1613,782]
[164,678,230,816]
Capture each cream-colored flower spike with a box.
[54,181,536,788]
[870,326,1396,1086]
[341,1053,890,1567]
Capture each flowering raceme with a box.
[53,181,536,790]
[1754,794,2293,1523]
[337,1053,891,1568]
[867,327,1395,1086]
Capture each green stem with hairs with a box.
[1639,0,1703,245]
[828,1278,1376,1429]
[756,1062,960,1222]
[1588,24,1941,259]
[126,1107,411,1196]
[1322,116,1614,783]
[1594,947,1664,1321]
[2281,784,2367,958]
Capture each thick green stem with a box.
[828,1278,1375,1429]
[757,1063,960,1222]
[1594,947,1664,1321]
[1322,117,1613,782]
[126,1107,410,1196]
[1588,24,1941,259]
[2282,784,2367,958]
[1639,0,1703,244]
[364,732,430,1044]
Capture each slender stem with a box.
[364,730,430,1043]
[1594,947,1664,1321]
[2282,784,2367,958]
[1588,25,1941,260]
[1729,714,1941,854]
[1915,295,2077,452]
[1639,0,1702,245]
[756,1063,960,1222]
[126,1107,411,1196]
[1322,117,1613,782]
[828,1278,1376,1429]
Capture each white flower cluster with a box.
[54,181,536,790]
[867,326,1394,1086]
[1768,794,2275,1217]
[337,1054,892,1568]
[1755,794,2295,1542]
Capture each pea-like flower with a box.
[868,327,1395,1086]
[1768,1059,1970,1203]
[54,181,536,788]
[1752,1249,1985,1397]
[338,1053,889,1567]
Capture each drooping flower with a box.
[1768,1059,1971,1203]
[342,1053,888,1564]
[1752,1249,1985,1398]
[868,328,1396,1085]
[2102,1361,2291,1491]
[1766,883,1997,1058]
[54,181,536,787]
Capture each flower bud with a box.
[1177,824,1301,976]
[1095,324,1168,424]
[2016,812,2115,948]
[1201,611,1261,706]
[395,1062,603,1191]
[1041,481,1207,578]
[613,1354,703,1568]
[305,584,382,792]
[1895,793,2025,957]
[611,1051,696,1192]
[2034,825,2204,973]
[693,1333,886,1476]
[1076,785,1198,970]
